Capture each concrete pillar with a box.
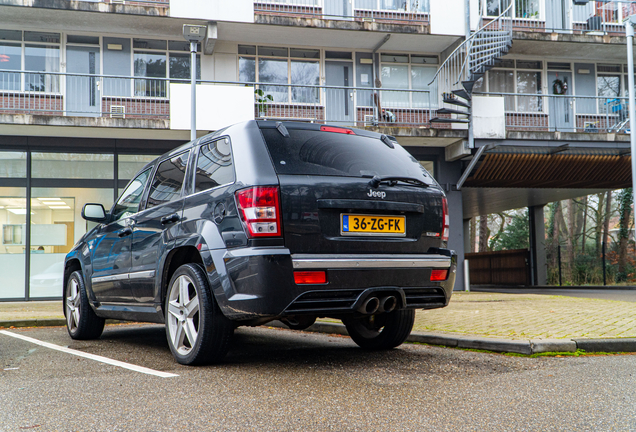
[528,205,547,286]
[435,156,466,292]
[446,190,465,291]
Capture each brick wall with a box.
[506,112,549,131]
[0,93,63,116]
[102,97,169,119]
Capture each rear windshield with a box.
[260,128,432,181]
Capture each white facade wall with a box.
[169,0,254,23]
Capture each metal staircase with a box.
[429,3,513,127]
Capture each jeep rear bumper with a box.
[203,247,457,322]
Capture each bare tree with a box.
[603,190,613,248]
[478,215,489,252]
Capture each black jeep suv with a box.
[64,121,456,365]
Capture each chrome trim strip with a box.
[91,273,130,284]
[291,254,451,269]
[128,270,155,280]
[223,247,291,258]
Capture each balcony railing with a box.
[475,92,631,133]
[0,70,435,127]
[254,0,430,23]
[482,0,636,35]
[100,0,169,6]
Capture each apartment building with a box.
[0,0,632,300]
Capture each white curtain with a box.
[45,46,60,93]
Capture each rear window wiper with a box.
[364,175,429,188]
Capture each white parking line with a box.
[0,330,178,378]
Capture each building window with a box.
[238,45,320,104]
[480,59,543,112]
[133,38,201,98]
[380,53,438,108]
[0,30,60,93]
[380,0,429,13]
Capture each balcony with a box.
[481,0,636,35]
[254,0,430,24]
[474,92,633,140]
[0,69,442,131]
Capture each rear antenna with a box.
[276,122,290,138]
[380,134,395,149]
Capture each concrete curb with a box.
[269,321,636,355]
[0,318,66,328]
[6,318,636,355]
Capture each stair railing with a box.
[428,1,513,112]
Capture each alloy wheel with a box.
[167,275,200,355]
[66,278,81,332]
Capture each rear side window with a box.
[260,128,431,181]
[194,138,235,193]
[146,150,190,208]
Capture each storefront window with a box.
[29,188,113,298]
[0,188,27,299]
[32,153,114,179]
[118,154,157,181]
[0,151,27,177]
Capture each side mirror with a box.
[82,203,107,223]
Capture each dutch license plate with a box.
[341,214,406,237]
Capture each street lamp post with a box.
[182,24,207,142]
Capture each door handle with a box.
[161,213,180,225]
[117,227,133,238]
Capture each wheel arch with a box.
[160,246,204,311]
[63,258,82,301]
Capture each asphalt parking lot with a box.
[2,324,636,431]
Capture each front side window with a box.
[112,168,152,221]
[146,151,190,208]
[194,138,235,193]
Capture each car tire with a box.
[65,270,105,340]
[165,263,234,365]
[343,309,415,350]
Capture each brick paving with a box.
[414,292,636,340]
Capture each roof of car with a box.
[138,120,394,174]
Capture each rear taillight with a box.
[235,186,282,238]
[431,269,448,281]
[441,196,450,242]
[294,271,327,284]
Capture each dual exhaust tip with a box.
[357,295,397,315]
